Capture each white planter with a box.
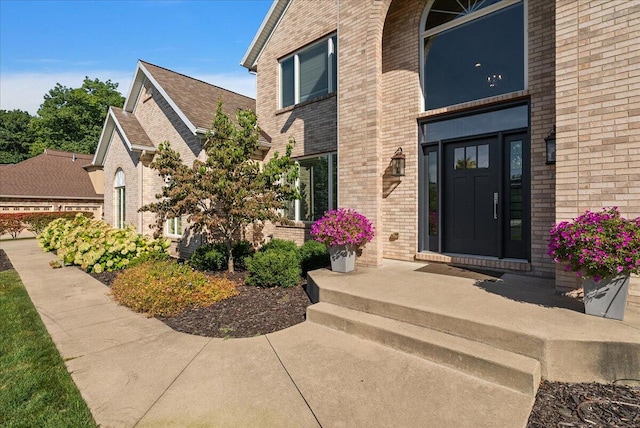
[328,245,356,273]
[582,274,629,321]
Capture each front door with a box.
[443,136,499,256]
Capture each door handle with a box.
[493,192,498,220]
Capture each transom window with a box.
[285,153,337,222]
[422,0,525,110]
[280,35,337,108]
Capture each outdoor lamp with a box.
[391,147,406,177]
[545,126,556,165]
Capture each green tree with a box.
[0,109,34,164]
[141,102,299,272]
[30,77,124,155]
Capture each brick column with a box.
[337,0,392,266]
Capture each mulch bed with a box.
[1,248,638,425]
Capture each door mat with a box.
[415,263,503,281]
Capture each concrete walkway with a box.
[3,239,534,427]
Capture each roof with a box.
[241,0,291,71]
[93,60,258,166]
[0,150,103,200]
[110,107,154,149]
[124,60,255,133]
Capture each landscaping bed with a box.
[1,249,638,426]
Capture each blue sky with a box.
[0,0,272,115]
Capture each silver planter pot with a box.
[582,274,629,320]
[328,245,356,273]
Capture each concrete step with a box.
[307,302,541,396]
[315,284,547,363]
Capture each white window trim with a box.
[114,169,126,229]
[419,0,527,112]
[287,152,337,223]
[279,34,337,109]
[165,217,182,238]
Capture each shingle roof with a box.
[110,107,154,148]
[0,150,102,199]
[140,61,256,131]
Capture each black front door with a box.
[443,136,499,256]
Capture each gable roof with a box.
[93,60,258,166]
[241,0,291,72]
[124,60,255,133]
[0,150,102,200]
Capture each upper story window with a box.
[422,0,525,110]
[280,35,337,108]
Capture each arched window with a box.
[114,169,126,229]
[421,0,525,110]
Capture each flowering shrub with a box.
[548,207,640,281]
[111,260,238,317]
[38,214,170,273]
[0,212,93,237]
[310,208,375,249]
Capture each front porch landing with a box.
[307,259,640,395]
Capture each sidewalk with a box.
[1,239,533,428]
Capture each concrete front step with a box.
[307,302,541,396]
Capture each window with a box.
[166,217,182,237]
[285,153,338,222]
[422,0,524,110]
[280,35,337,108]
[114,169,126,229]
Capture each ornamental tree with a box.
[141,102,299,272]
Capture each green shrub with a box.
[110,260,238,317]
[245,249,301,288]
[189,243,227,271]
[38,214,170,273]
[231,240,254,270]
[189,240,255,271]
[300,240,329,274]
[260,238,300,260]
[128,250,170,268]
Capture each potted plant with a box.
[548,207,640,320]
[310,208,375,273]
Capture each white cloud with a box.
[0,70,257,115]
[0,71,132,115]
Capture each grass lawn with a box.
[0,269,96,428]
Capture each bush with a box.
[245,249,301,288]
[128,250,170,268]
[110,260,238,317]
[0,217,24,238]
[231,240,254,270]
[189,243,227,271]
[38,214,170,273]
[0,211,94,237]
[260,238,300,255]
[300,240,329,274]
[189,240,255,271]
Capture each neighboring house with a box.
[0,149,103,216]
[241,0,640,292]
[90,60,259,255]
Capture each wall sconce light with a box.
[391,147,406,177]
[545,126,556,165]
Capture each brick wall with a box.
[555,0,640,290]
[103,129,140,230]
[255,0,339,243]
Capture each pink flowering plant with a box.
[548,207,640,282]
[311,208,375,249]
